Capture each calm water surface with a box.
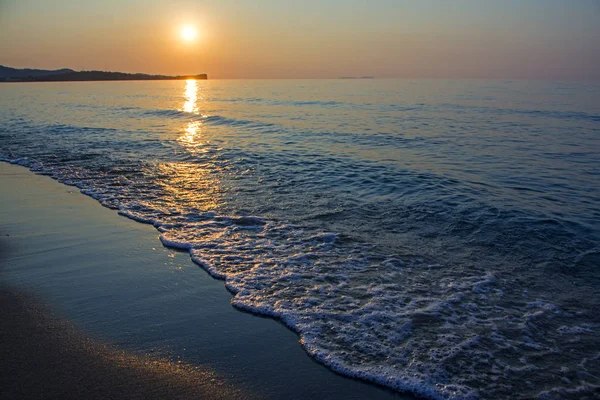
[1,79,599,399]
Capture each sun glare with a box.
[180,25,198,41]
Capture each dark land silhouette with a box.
[0,65,207,82]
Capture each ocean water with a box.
[1,79,599,399]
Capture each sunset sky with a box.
[1,0,598,79]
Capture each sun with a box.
[180,25,197,41]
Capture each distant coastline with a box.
[338,76,374,79]
[0,65,207,82]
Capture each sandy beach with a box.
[0,162,407,400]
[0,287,246,400]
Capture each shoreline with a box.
[0,162,410,400]
[1,76,207,83]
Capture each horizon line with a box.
[2,64,599,82]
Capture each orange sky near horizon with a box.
[0,0,599,80]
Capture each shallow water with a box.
[1,79,599,399]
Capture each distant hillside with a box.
[0,66,207,82]
[0,65,75,79]
[339,76,375,79]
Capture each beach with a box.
[0,162,406,399]
[0,287,246,400]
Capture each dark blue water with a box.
[1,79,599,399]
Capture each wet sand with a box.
[0,163,408,400]
[0,287,245,400]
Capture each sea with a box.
[1,79,599,399]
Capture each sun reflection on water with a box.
[182,79,199,113]
[178,80,208,154]
[154,161,222,211]
[178,121,205,151]
[153,79,225,212]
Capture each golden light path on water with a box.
[182,79,199,113]
[178,79,211,156]
[155,79,224,212]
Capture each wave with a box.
[4,154,599,400]
[142,109,205,120]
[207,97,347,108]
[198,97,599,123]
[140,109,275,130]
[432,103,600,122]
[202,115,273,129]
[272,99,346,107]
